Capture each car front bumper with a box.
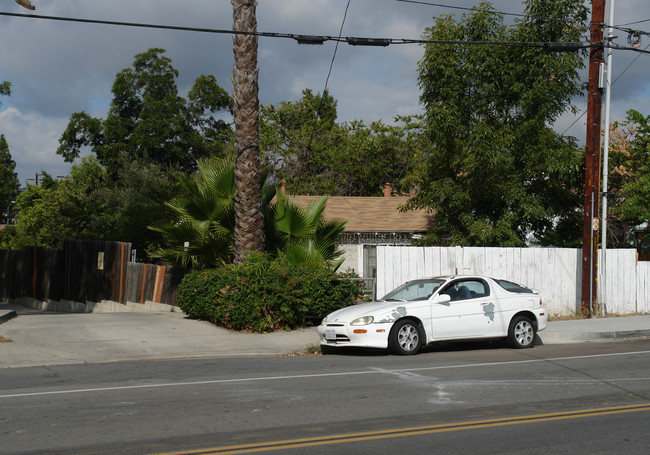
[536,308,549,332]
[317,322,393,349]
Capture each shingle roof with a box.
[288,195,434,233]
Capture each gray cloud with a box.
[0,0,648,185]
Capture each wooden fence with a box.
[0,240,186,308]
[375,246,650,316]
[5,241,647,316]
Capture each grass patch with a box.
[0,335,12,342]
[282,343,323,357]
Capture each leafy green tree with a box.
[6,155,177,255]
[0,135,20,222]
[333,117,427,196]
[98,153,179,254]
[411,0,587,247]
[57,48,233,176]
[0,80,9,101]
[608,110,650,238]
[149,158,347,270]
[260,89,422,196]
[0,83,19,224]
[260,89,340,194]
[9,173,71,248]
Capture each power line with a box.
[0,11,590,50]
[611,42,650,85]
[614,18,650,27]
[324,0,351,93]
[560,41,650,136]
[393,0,575,25]
[607,24,650,37]
[5,10,650,58]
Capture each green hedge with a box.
[176,254,363,332]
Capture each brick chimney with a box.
[384,183,391,198]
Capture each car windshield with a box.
[494,279,534,294]
[381,278,445,301]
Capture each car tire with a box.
[507,315,536,349]
[320,344,336,355]
[389,319,423,355]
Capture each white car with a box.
[318,275,548,355]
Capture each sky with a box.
[0,0,649,187]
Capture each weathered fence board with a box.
[62,240,130,303]
[0,249,29,299]
[0,240,186,309]
[637,260,650,314]
[377,246,648,316]
[600,249,638,315]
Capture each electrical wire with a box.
[324,0,350,93]
[610,42,650,84]
[393,0,575,25]
[560,41,650,136]
[614,18,650,27]
[299,0,350,183]
[0,10,590,50]
[607,24,650,37]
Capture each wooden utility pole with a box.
[581,0,606,317]
[231,0,265,263]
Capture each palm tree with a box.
[272,194,347,271]
[148,159,236,269]
[231,0,265,263]
[149,159,347,271]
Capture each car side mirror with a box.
[432,294,451,304]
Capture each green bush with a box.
[176,253,363,332]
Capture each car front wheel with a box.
[389,319,423,355]
[507,315,536,349]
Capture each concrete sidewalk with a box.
[1,302,649,369]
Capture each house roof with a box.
[288,195,434,233]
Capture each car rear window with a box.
[494,279,534,294]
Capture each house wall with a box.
[370,246,648,317]
[338,244,359,273]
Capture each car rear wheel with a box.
[507,315,536,349]
[389,319,423,355]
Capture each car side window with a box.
[441,279,489,301]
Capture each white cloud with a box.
[0,107,71,185]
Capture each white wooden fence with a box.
[375,246,650,316]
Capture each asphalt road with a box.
[2,339,650,454]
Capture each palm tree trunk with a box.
[231,0,265,262]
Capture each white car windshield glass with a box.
[381,279,444,301]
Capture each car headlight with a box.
[350,316,374,326]
[321,316,328,325]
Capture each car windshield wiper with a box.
[383,298,406,302]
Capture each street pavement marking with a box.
[2,349,650,399]
[156,403,650,454]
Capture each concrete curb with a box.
[540,329,650,345]
[10,296,183,314]
[0,310,17,324]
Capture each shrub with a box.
[176,253,363,332]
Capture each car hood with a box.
[325,300,408,324]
